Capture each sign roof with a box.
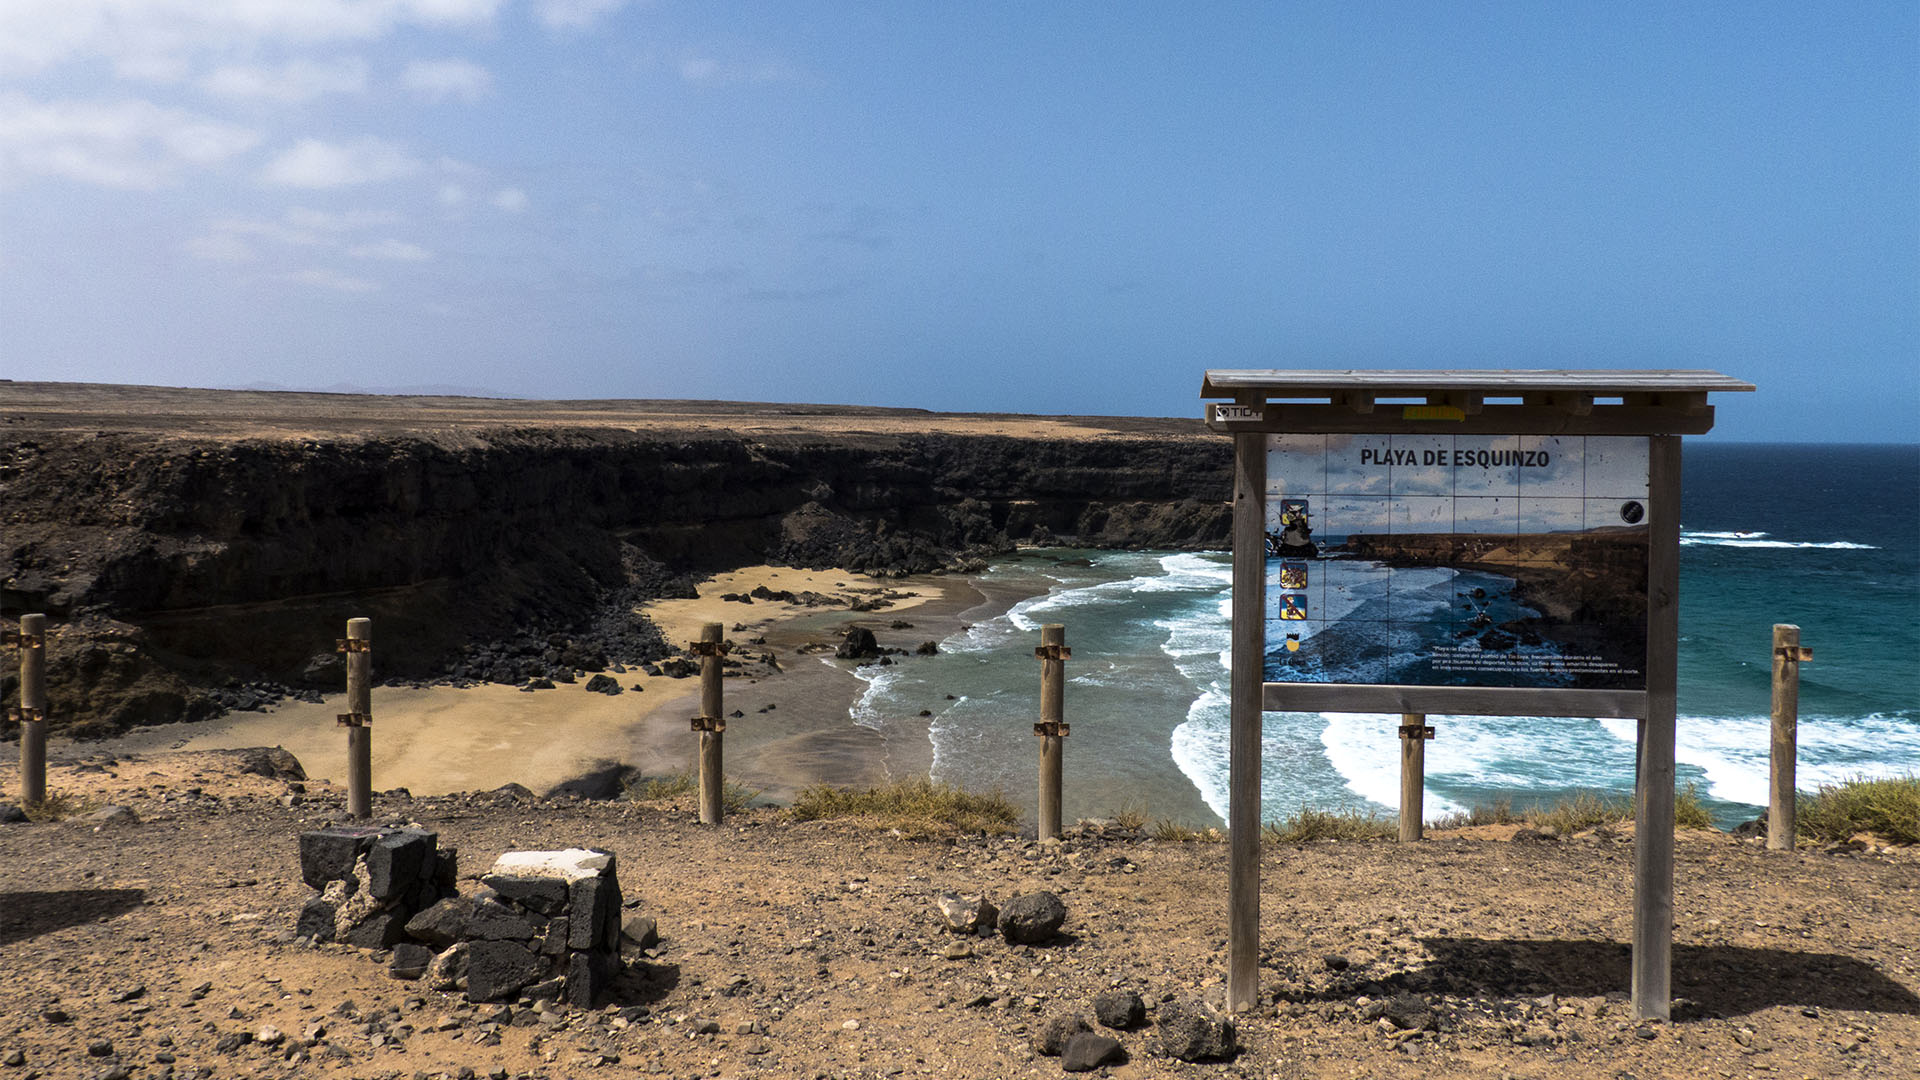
[1202,369,1755,397]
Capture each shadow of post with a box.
[1415,937,1920,1018]
[0,889,147,946]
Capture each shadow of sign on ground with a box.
[0,889,147,946]
[1414,938,1920,1018]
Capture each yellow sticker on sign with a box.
[1401,405,1466,421]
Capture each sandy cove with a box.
[91,566,998,804]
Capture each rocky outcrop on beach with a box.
[2,385,1229,735]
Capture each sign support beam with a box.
[1633,433,1683,1021]
[1227,431,1265,1013]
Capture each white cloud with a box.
[401,58,492,103]
[0,94,259,189]
[285,207,403,232]
[183,231,255,263]
[678,53,798,87]
[0,0,507,78]
[188,208,411,261]
[283,267,377,293]
[261,136,420,187]
[438,183,468,206]
[535,0,627,30]
[348,238,432,261]
[202,57,368,102]
[490,187,527,212]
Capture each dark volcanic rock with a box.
[997,891,1066,944]
[1092,990,1145,1030]
[390,943,434,980]
[1061,1031,1125,1072]
[835,627,880,660]
[466,940,542,1002]
[1031,1013,1091,1056]
[405,897,475,949]
[1157,998,1236,1062]
[481,873,569,916]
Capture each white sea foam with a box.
[845,659,901,732]
[1680,530,1876,550]
[1169,682,1232,820]
[1599,712,1920,807]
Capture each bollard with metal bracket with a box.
[692,623,729,825]
[338,619,373,819]
[1034,624,1070,840]
[1399,714,1434,842]
[8,615,48,806]
[1769,625,1812,851]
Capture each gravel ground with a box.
[1,750,1916,1079]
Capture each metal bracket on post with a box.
[690,715,726,733]
[688,640,731,659]
[336,638,371,654]
[1776,645,1813,662]
[2,628,45,649]
[336,712,372,727]
[1033,644,1072,661]
[1032,721,1071,737]
[5,706,44,727]
[1398,723,1435,740]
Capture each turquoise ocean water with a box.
[848,444,1918,829]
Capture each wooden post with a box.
[342,617,372,820]
[696,622,725,825]
[1768,624,1808,851]
[17,614,47,807]
[1227,431,1266,1012]
[1633,434,1681,1022]
[1399,713,1428,842]
[1036,623,1067,841]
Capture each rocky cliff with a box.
[1,385,1230,734]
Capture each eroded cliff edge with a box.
[1,384,1229,734]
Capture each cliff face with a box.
[2,406,1230,734]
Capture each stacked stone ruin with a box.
[296,828,624,1008]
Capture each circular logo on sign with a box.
[1619,501,1645,525]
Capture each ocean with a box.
[848,443,1919,829]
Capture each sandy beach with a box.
[93,565,995,803]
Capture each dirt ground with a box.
[1,751,1915,1080]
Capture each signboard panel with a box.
[1263,434,1649,691]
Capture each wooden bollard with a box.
[339,618,373,820]
[15,614,48,807]
[1398,713,1432,842]
[1769,624,1810,851]
[693,622,727,825]
[1034,623,1069,841]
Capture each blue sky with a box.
[1,2,1913,442]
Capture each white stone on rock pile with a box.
[486,848,613,883]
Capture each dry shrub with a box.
[623,770,759,813]
[787,778,1018,836]
[1264,806,1395,843]
[1797,775,1920,845]
[20,792,96,822]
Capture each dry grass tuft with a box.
[623,770,759,813]
[1264,806,1396,843]
[20,792,96,822]
[1798,775,1920,845]
[787,778,1019,836]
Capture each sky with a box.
[0,2,1914,442]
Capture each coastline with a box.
[79,566,1000,804]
